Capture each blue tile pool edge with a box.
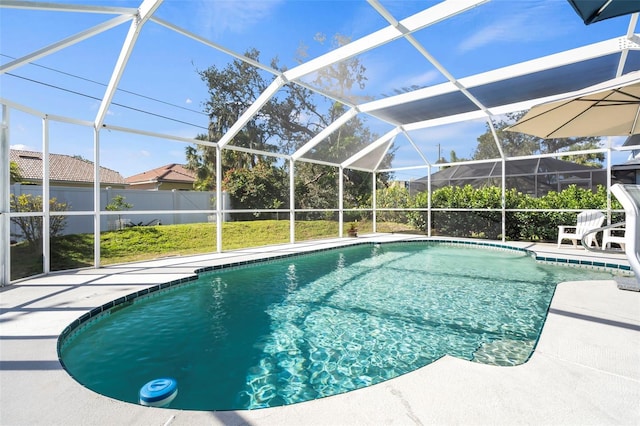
[56,238,631,363]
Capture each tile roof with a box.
[10,150,126,185]
[125,163,196,184]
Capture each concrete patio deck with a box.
[1,235,639,425]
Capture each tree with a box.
[10,194,68,248]
[188,35,393,216]
[474,112,604,166]
[449,150,467,163]
[223,162,287,219]
[186,48,280,191]
[306,33,368,103]
[293,35,392,212]
[186,49,318,194]
[185,136,217,191]
[105,195,133,229]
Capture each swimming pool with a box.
[58,242,615,411]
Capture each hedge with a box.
[377,184,622,242]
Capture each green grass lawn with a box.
[10,220,417,280]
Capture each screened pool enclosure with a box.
[2,0,640,284]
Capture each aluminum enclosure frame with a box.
[2,0,640,285]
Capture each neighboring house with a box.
[125,163,196,191]
[612,135,640,185]
[10,149,126,188]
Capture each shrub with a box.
[105,194,133,230]
[375,185,411,223]
[10,194,69,248]
[408,184,613,241]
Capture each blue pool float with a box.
[139,378,178,407]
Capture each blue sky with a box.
[1,0,637,182]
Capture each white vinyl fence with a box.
[10,184,230,237]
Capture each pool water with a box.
[59,242,614,410]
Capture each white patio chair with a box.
[603,226,626,250]
[557,210,605,248]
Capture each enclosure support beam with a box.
[42,117,50,274]
[607,143,613,225]
[371,0,493,120]
[293,108,358,161]
[217,76,286,149]
[486,118,507,241]
[339,167,344,237]
[427,165,432,237]
[289,159,296,244]
[501,158,506,242]
[94,0,163,129]
[372,172,377,233]
[342,128,400,169]
[616,14,639,77]
[1,105,10,285]
[0,15,131,75]
[286,0,486,82]
[216,146,222,253]
[93,128,101,268]
[401,129,430,167]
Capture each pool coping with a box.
[2,234,639,425]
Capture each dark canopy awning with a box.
[567,0,640,25]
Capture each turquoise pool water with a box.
[59,242,614,410]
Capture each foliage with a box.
[474,112,604,166]
[105,194,133,228]
[294,163,338,216]
[10,161,22,183]
[222,162,288,219]
[305,33,368,101]
[426,185,509,239]
[375,184,411,223]
[407,184,613,241]
[105,195,133,212]
[187,36,392,215]
[185,48,313,191]
[185,140,217,191]
[513,184,620,241]
[9,193,69,248]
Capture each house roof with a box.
[10,149,126,185]
[125,164,196,185]
[623,134,640,146]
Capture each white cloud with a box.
[457,3,570,53]
[10,144,36,151]
[364,52,442,97]
[458,14,540,53]
[185,98,193,104]
[404,71,441,88]
[140,150,152,157]
[197,1,284,38]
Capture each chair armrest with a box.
[558,225,576,233]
